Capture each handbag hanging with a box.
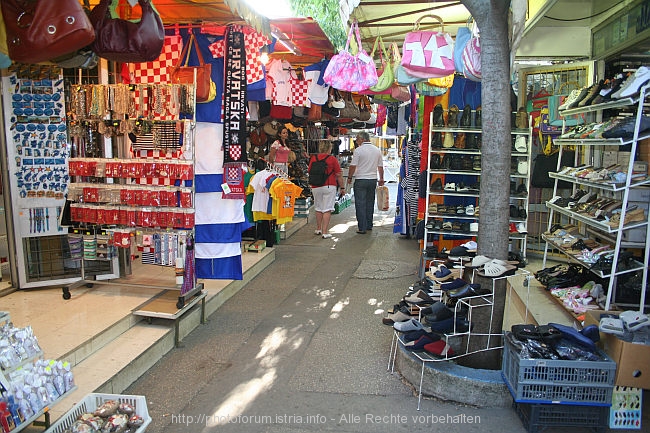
[171,32,215,103]
[354,96,372,122]
[323,21,378,92]
[2,0,96,64]
[369,36,394,92]
[339,91,361,119]
[90,0,164,63]
[462,24,481,81]
[401,14,455,79]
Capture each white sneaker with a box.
[612,66,650,99]
[322,233,332,239]
[314,230,322,235]
[444,182,456,191]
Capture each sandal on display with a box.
[477,261,517,278]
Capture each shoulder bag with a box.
[369,36,394,92]
[339,91,361,119]
[2,0,95,64]
[171,32,215,103]
[90,0,164,63]
[323,21,378,92]
[401,14,455,79]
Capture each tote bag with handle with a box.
[369,36,394,92]
[323,21,378,92]
[401,14,455,79]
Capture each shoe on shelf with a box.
[444,182,456,191]
[447,104,459,127]
[611,66,650,99]
[474,106,482,127]
[433,103,444,127]
[460,104,472,127]
[515,107,528,129]
[431,178,443,190]
[394,318,426,333]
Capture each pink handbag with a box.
[401,14,455,79]
[323,21,378,92]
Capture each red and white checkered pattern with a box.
[208,25,270,85]
[128,35,183,120]
[133,149,183,185]
[290,78,311,107]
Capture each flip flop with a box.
[476,261,517,278]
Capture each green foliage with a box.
[289,0,347,50]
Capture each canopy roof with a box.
[85,0,335,66]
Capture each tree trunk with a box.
[459,0,512,369]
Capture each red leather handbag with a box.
[2,0,95,64]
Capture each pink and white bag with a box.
[462,26,481,82]
[401,14,455,79]
[323,21,378,92]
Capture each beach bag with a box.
[462,26,481,81]
[369,36,394,92]
[376,185,390,211]
[323,21,378,92]
[454,22,472,73]
[401,14,455,79]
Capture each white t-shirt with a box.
[267,59,292,107]
[350,143,383,180]
[305,70,329,105]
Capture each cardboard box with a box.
[584,310,650,389]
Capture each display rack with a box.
[423,111,532,257]
[61,83,201,307]
[541,83,650,311]
[0,312,75,432]
[387,269,530,410]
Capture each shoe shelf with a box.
[541,234,646,279]
[549,172,650,191]
[424,109,532,260]
[429,169,481,176]
[543,81,650,311]
[559,95,635,116]
[545,202,648,234]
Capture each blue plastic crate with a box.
[502,338,616,405]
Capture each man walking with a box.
[346,131,385,234]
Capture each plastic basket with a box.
[502,339,616,405]
[515,402,609,433]
[45,393,150,433]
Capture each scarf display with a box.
[180,234,196,295]
[222,25,247,199]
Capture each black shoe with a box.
[433,104,444,127]
[432,132,442,148]
[448,105,459,127]
[431,178,442,190]
[516,183,528,196]
[474,106,481,128]
[460,104,472,127]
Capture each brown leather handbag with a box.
[2,0,95,64]
[90,0,164,63]
[170,31,214,103]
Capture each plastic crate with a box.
[502,339,616,405]
[45,393,150,433]
[515,402,609,433]
[609,386,643,429]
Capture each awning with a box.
[84,1,335,66]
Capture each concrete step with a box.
[49,321,173,421]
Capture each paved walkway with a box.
[125,184,527,433]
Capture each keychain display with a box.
[6,66,68,204]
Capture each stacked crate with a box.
[294,197,311,218]
[502,339,616,433]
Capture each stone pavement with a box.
[125,184,528,433]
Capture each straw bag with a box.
[401,14,455,79]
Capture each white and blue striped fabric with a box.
[194,122,251,280]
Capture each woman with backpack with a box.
[309,141,345,239]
